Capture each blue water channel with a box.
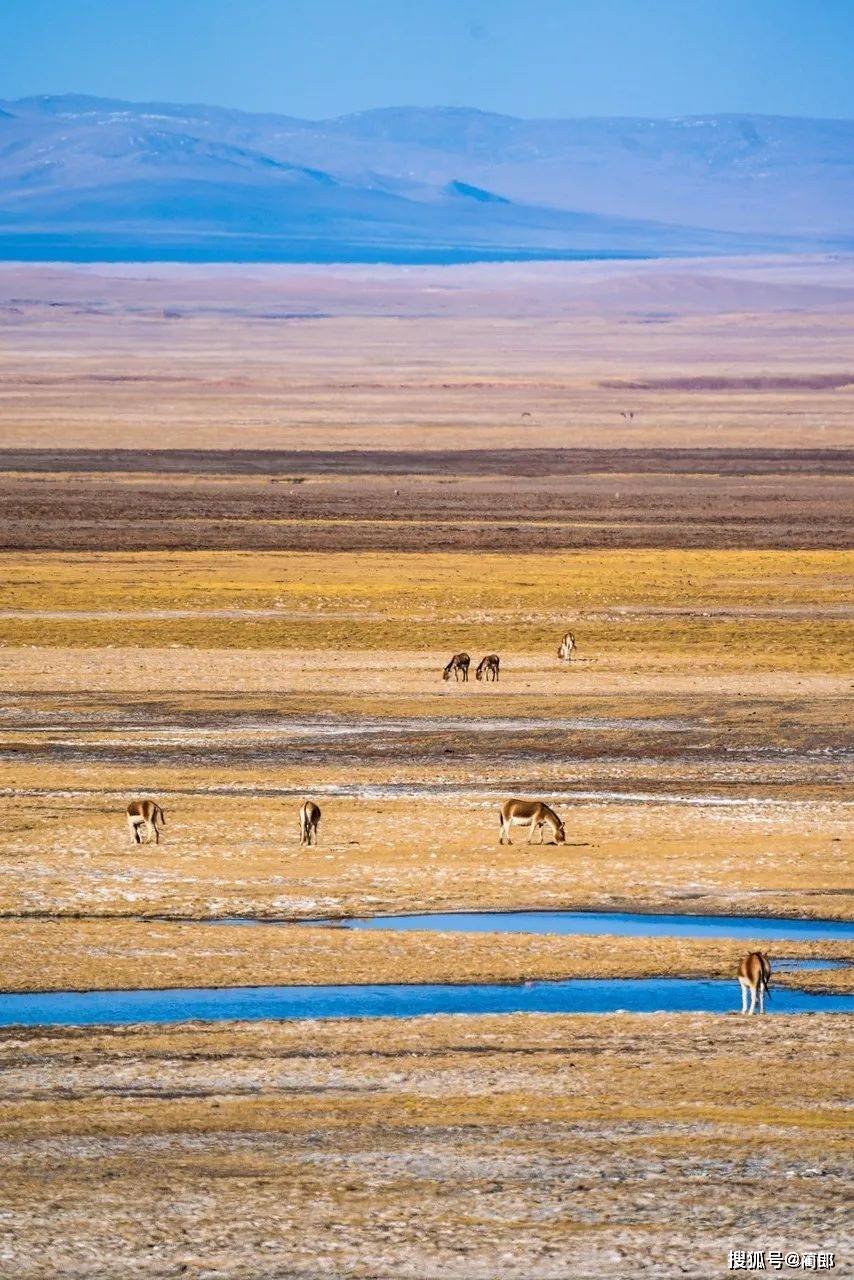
[4,909,850,1027]
[1,976,851,1027]
[271,908,853,943]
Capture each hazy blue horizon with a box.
[4,4,852,265]
[3,0,853,122]
[5,91,853,127]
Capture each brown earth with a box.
[0,1014,850,1279]
[0,454,852,551]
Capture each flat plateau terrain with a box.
[1,1015,850,1279]
[0,257,851,1277]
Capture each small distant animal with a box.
[558,631,576,663]
[126,799,165,845]
[476,654,500,682]
[299,800,322,846]
[620,410,635,421]
[443,653,470,682]
[737,951,771,1014]
[499,798,566,846]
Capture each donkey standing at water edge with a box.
[737,951,771,1014]
[443,653,470,682]
[476,654,500,682]
[299,800,322,846]
[126,799,165,845]
[499,798,566,845]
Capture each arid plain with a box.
[0,256,852,1278]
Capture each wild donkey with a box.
[299,800,322,846]
[443,653,470,682]
[558,632,576,663]
[126,799,165,845]
[499,798,566,845]
[476,654,500,682]
[737,951,771,1014]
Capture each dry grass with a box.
[1,785,851,926]
[3,547,850,611]
[0,543,850,989]
[0,917,851,994]
[0,1013,850,1278]
[0,548,850,671]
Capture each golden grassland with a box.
[3,547,851,611]
[0,548,851,669]
[0,917,851,994]
[1,784,850,994]
[2,616,849,667]
[1,647,850,698]
[1,784,851,928]
[0,545,851,993]
[0,1014,850,1278]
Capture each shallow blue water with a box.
[1,977,851,1027]
[305,909,854,942]
[0,236,651,265]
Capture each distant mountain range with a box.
[0,95,852,261]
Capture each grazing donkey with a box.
[499,798,566,846]
[737,951,771,1014]
[442,653,470,682]
[299,800,322,846]
[476,654,500,682]
[557,631,576,663]
[126,799,165,845]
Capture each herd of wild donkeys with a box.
[124,629,774,1015]
[443,630,577,683]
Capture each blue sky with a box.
[2,0,853,120]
